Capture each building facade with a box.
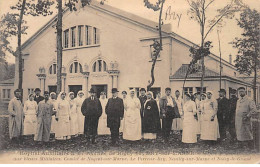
[15,1,259,103]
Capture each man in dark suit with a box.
[159,87,180,142]
[105,88,124,146]
[81,88,102,144]
[228,88,238,142]
[34,88,44,104]
[217,89,230,141]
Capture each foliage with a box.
[233,8,260,75]
[10,0,54,16]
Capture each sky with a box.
[0,0,260,64]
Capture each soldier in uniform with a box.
[217,89,230,141]
[228,89,238,142]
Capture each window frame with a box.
[71,26,76,47]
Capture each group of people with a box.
[8,85,257,148]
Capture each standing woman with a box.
[123,90,142,141]
[50,92,58,136]
[98,92,110,135]
[200,91,220,143]
[67,92,78,137]
[182,93,198,144]
[142,91,161,141]
[23,94,38,138]
[55,92,71,140]
[76,91,85,135]
[120,91,127,133]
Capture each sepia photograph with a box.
[0,0,259,164]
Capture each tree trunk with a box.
[147,0,164,91]
[56,0,63,94]
[17,0,26,101]
[253,54,257,103]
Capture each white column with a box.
[113,75,118,88]
[39,79,42,92]
[108,75,113,97]
[61,77,65,93]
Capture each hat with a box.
[218,89,226,93]
[35,88,41,92]
[112,88,119,93]
[89,88,95,93]
[237,87,245,91]
[165,87,171,91]
[230,89,237,94]
[122,91,127,94]
[140,88,146,92]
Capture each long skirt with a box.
[77,107,85,134]
[201,115,220,141]
[70,111,79,136]
[182,112,197,143]
[23,114,37,135]
[55,115,71,140]
[50,116,58,134]
[123,112,142,141]
[172,118,183,130]
[98,114,110,135]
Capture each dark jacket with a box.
[229,96,238,124]
[142,99,161,133]
[81,97,102,117]
[105,97,124,128]
[159,96,180,119]
[139,95,147,118]
[34,95,44,104]
[217,97,230,123]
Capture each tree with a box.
[9,0,54,97]
[144,0,165,91]
[55,0,104,94]
[186,0,243,95]
[232,8,260,103]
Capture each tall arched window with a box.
[49,63,57,75]
[69,61,83,73]
[92,60,107,72]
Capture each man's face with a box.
[101,94,106,99]
[175,91,180,97]
[35,91,40,96]
[166,90,171,96]
[219,92,225,97]
[112,92,118,97]
[140,91,146,96]
[15,92,21,98]
[238,90,246,97]
[44,94,49,100]
[90,92,95,97]
[207,93,212,99]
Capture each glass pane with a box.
[70,64,73,73]
[78,26,83,46]
[49,65,52,74]
[74,62,78,73]
[71,27,76,47]
[93,62,96,72]
[86,26,89,45]
[103,61,107,71]
[79,63,83,73]
[98,60,102,72]
[53,64,57,74]
[3,89,6,98]
[7,89,10,98]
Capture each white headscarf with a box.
[129,89,137,98]
[67,92,75,101]
[206,91,215,101]
[77,90,85,99]
[27,93,34,101]
[57,91,66,103]
[49,92,57,100]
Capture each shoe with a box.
[92,139,97,144]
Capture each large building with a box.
[14,1,259,103]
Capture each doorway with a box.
[91,85,107,98]
[48,86,57,94]
[69,85,82,98]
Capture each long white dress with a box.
[200,98,220,141]
[123,97,142,141]
[98,98,110,135]
[50,99,58,134]
[195,100,201,134]
[23,100,38,135]
[55,99,71,140]
[172,97,183,130]
[120,97,127,133]
[75,97,85,134]
[68,99,78,136]
[182,100,197,143]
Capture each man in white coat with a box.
[235,87,257,149]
